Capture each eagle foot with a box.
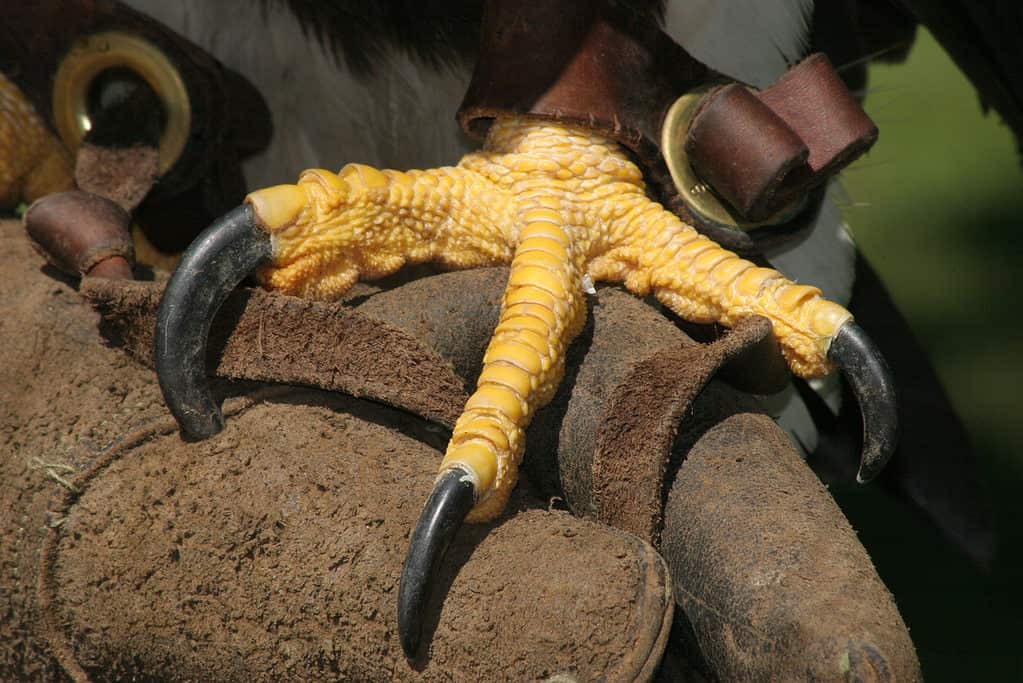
[154,116,897,657]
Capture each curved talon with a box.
[398,467,477,658]
[155,204,272,438]
[149,119,901,655]
[827,321,898,483]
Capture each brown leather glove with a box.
[9,211,919,679]
[2,220,673,682]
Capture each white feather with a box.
[124,0,472,188]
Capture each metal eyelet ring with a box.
[52,31,191,175]
[660,86,804,232]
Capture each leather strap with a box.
[686,54,878,222]
[458,0,713,168]
[458,1,877,254]
[24,190,134,279]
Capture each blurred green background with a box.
[835,29,1023,680]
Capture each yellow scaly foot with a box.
[247,118,853,519]
[155,115,896,658]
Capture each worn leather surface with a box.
[2,218,922,680]
[83,276,471,429]
[74,143,159,213]
[591,316,775,544]
[662,396,921,681]
[38,396,674,682]
[1,220,675,682]
[84,268,782,550]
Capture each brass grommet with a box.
[52,31,190,175]
[661,87,802,231]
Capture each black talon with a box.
[155,204,272,438]
[827,321,898,483]
[398,467,477,658]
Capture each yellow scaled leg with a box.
[247,117,856,521]
[0,72,74,207]
[589,195,851,377]
[443,203,588,521]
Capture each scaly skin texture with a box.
[247,117,853,521]
[0,72,74,207]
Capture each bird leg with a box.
[154,116,897,656]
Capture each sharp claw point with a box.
[827,321,898,483]
[398,467,477,659]
[155,204,272,438]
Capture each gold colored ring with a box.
[52,31,190,175]
[661,86,802,231]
